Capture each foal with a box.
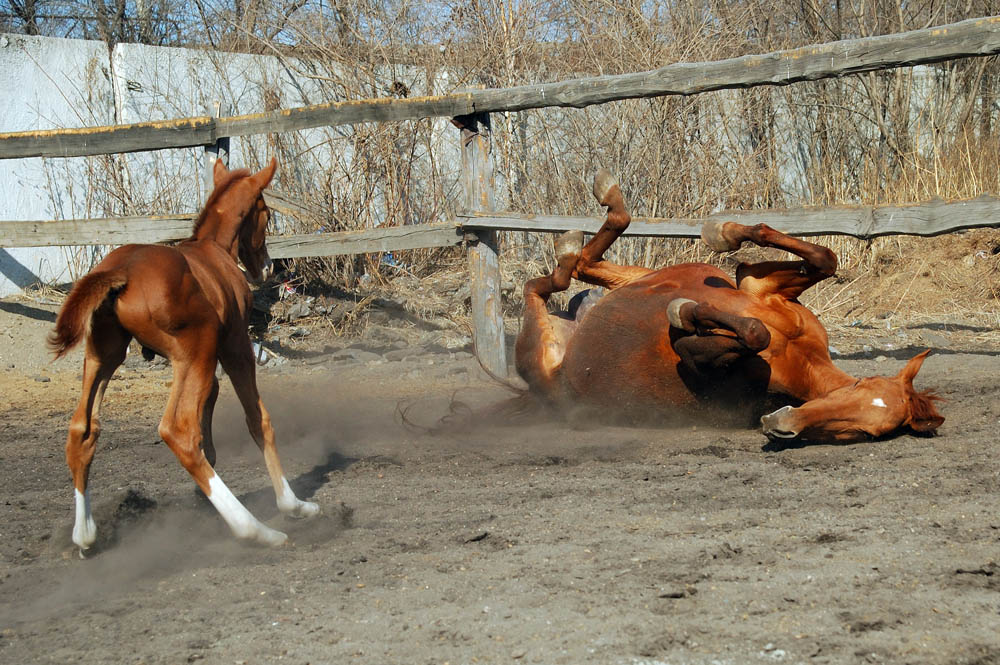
[50,158,318,551]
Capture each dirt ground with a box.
[1,289,999,665]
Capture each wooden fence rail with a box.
[2,16,1000,159]
[6,17,1000,375]
[6,196,1000,251]
[460,195,1000,239]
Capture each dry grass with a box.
[17,1,1000,328]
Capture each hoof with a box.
[286,500,320,519]
[554,230,584,261]
[701,221,742,252]
[255,525,289,547]
[592,168,619,206]
[667,298,698,332]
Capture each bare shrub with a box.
[9,1,1000,322]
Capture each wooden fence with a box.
[4,15,1000,376]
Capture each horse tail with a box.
[48,270,127,359]
[397,355,554,435]
[397,391,547,436]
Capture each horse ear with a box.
[896,349,931,387]
[212,157,228,185]
[251,157,277,190]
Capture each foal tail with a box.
[48,270,127,359]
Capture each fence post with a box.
[455,112,507,378]
[204,100,230,201]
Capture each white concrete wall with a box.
[0,34,463,297]
[0,34,115,295]
[3,35,945,297]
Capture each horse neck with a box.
[803,358,856,401]
[192,199,245,260]
[770,340,855,402]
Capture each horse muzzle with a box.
[760,405,800,439]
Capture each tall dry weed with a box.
[15,1,1000,322]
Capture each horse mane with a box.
[911,389,944,419]
[189,167,252,238]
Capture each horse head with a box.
[760,350,943,443]
[211,157,277,285]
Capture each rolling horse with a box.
[49,158,318,552]
[514,169,943,443]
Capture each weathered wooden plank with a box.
[460,196,1000,238]
[4,194,999,252]
[869,195,1000,236]
[217,95,477,138]
[473,16,1000,112]
[0,117,215,159]
[459,212,704,236]
[0,214,460,256]
[458,113,507,378]
[709,208,875,236]
[5,16,1000,159]
[267,222,462,259]
[0,215,196,247]
[204,101,230,203]
[262,189,325,224]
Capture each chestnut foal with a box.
[50,158,318,551]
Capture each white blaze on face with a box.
[73,488,97,549]
[871,397,887,408]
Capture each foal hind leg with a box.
[160,341,288,546]
[667,299,771,374]
[219,336,319,520]
[65,315,129,550]
[201,376,220,467]
[701,221,837,299]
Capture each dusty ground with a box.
[1,288,999,665]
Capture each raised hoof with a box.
[701,220,742,252]
[554,230,584,261]
[592,168,619,206]
[667,298,698,332]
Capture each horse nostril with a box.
[761,406,797,438]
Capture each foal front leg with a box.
[160,351,288,546]
[220,340,319,520]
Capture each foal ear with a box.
[896,349,931,386]
[212,157,228,185]
[250,157,277,190]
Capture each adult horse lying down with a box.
[515,169,943,443]
[49,158,318,552]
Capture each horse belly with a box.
[558,267,770,421]
[560,285,693,414]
